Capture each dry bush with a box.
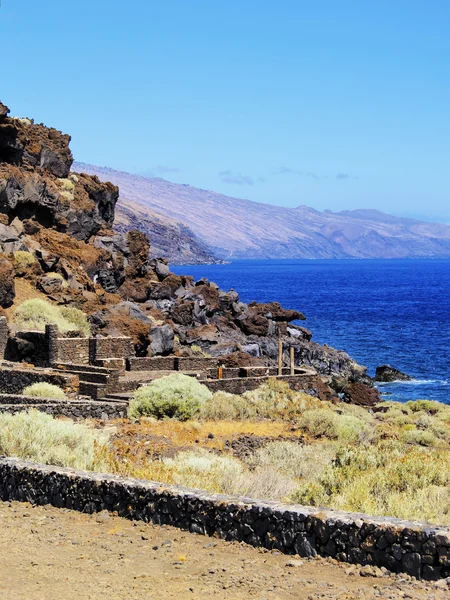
[13,251,35,273]
[199,391,257,421]
[23,382,66,400]
[14,298,90,335]
[0,409,107,470]
[243,379,321,420]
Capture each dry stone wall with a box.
[0,364,79,395]
[0,457,449,580]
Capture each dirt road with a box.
[0,501,448,600]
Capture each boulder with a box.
[147,273,183,300]
[248,301,306,322]
[374,364,412,382]
[0,258,15,307]
[149,324,174,355]
[38,274,64,295]
[343,382,381,406]
[154,259,170,280]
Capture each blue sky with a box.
[1,0,449,221]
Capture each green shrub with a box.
[199,391,257,420]
[60,306,91,337]
[13,251,35,271]
[297,409,339,438]
[401,429,437,447]
[336,415,370,443]
[0,409,107,469]
[23,382,66,400]
[14,299,89,335]
[128,373,212,421]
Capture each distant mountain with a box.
[74,162,450,260]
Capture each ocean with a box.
[172,259,450,405]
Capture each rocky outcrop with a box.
[375,365,412,382]
[0,103,72,177]
[0,257,15,307]
[0,106,118,242]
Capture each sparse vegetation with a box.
[128,373,212,421]
[60,306,91,336]
[14,298,90,335]
[5,379,450,525]
[23,382,67,400]
[13,251,35,275]
[0,409,107,469]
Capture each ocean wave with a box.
[376,379,448,386]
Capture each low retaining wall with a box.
[0,364,79,395]
[127,356,218,372]
[203,373,332,399]
[0,458,448,580]
[0,400,127,419]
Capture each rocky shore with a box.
[0,99,378,403]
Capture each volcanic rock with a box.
[343,382,381,406]
[0,257,15,307]
[374,364,412,382]
[149,324,174,355]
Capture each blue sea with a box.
[172,259,450,405]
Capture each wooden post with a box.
[278,339,283,376]
[290,346,295,376]
[217,365,223,380]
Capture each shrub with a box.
[60,306,91,337]
[253,440,336,481]
[23,382,66,400]
[14,299,89,335]
[401,429,437,447]
[128,373,212,421]
[297,409,339,438]
[199,391,257,421]
[13,251,35,271]
[243,379,320,420]
[0,409,107,469]
[164,448,244,493]
[336,415,370,443]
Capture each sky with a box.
[1,0,449,222]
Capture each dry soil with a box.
[0,501,449,600]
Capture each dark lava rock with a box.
[343,382,381,406]
[0,258,15,307]
[149,324,174,355]
[375,364,412,382]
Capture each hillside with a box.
[74,163,450,260]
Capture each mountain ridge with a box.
[74,162,450,260]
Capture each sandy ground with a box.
[0,501,448,600]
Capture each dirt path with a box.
[0,501,448,600]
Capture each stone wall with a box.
[0,317,8,358]
[93,337,134,361]
[57,338,90,364]
[128,356,177,371]
[0,399,127,419]
[0,457,448,580]
[203,373,330,398]
[127,356,217,372]
[0,364,79,395]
